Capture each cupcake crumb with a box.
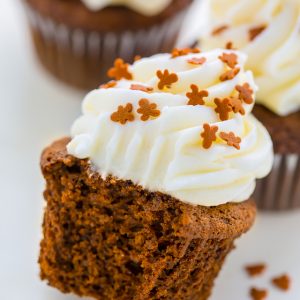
[250,287,268,300]
[245,263,267,277]
[272,274,291,291]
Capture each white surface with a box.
[0,1,299,300]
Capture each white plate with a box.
[0,1,299,299]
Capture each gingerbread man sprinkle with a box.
[220,68,240,81]
[250,287,268,300]
[137,99,160,121]
[236,83,254,104]
[249,25,267,41]
[225,41,236,50]
[214,98,233,121]
[100,80,117,89]
[130,84,153,93]
[212,25,229,36]
[107,58,133,80]
[156,69,178,90]
[186,84,208,106]
[111,103,134,124]
[187,57,207,65]
[220,132,241,150]
[229,97,245,115]
[171,48,200,58]
[201,123,218,149]
[272,274,291,291]
[218,52,238,68]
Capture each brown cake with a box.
[22,0,193,90]
[39,138,256,300]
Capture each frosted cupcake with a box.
[198,0,300,210]
[22,0,194,90]
[39,48,273,299]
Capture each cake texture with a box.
[39,49,273,299]
[22,0,193,90]
[198,0,300,210]
[40,138,256,300]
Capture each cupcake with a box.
[198,0,300,210]
[39,49,273,299]
[22,0,194,90]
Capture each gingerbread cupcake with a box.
[22,0,194,90]
[198,0,300,210]
[39,48,273,299]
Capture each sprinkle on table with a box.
[220,132,241,150]
[249,25,267,41]
[245,263,267,277]
[130,84,153,93]
[220,67,240,81]
[214,98,233,121]
[111,103,134,124]
[229,97,245,115]
[134,55,141,61]
[236,83,254,104]
[187,57,207,65]
[212,24,229,36]
[218,52,238,68]
[100,80,117,89]
[201,123,218,149]
[272,274,291,291]
[137,98,160,121]
[186,84,208,106]
[156,69,178,90]
[225,41,235,50]
[250,287,268,300]
[171,47,201,58]
[107,58,133,80]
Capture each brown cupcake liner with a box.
[253,154,300,211]
[23,3,189,90]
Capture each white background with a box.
[0,1,299,299]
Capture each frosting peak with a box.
[67,49,273,206]
[200,0,300,116]
[81,0,172,16]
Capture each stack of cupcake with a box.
[28,0,300,299]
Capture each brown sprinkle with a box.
[245,263,267,277]
[250,287,268,300]
[111,103,134,124]
[229,97,245,115]
[187,57,207,65]
[249,25,267,41]
[171,48,201,58]
[220,131,241,150]
[225,41,235,50]
[186,84,208,106]
[272,274,291,291]
[236,83,254,104]
[214,98,233,121]
[201,123,218,149]
[134,55,141,62]
[220,67,240,81]
[137,98,160,121]
[130,84,153,93]
[156,69,178,90]
[100,80,117,89]
[212,24,229,36]
[107,58,133,80]
[218,52,238,68]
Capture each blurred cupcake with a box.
[22,0,194,90]
[198,0,300,210]
[39,49,273,299]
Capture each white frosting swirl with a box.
[67,49,273,206]
[80,0,172,16]
[200,0,300,116]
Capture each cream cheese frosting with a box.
[67,49,273,206]
[80,0,172,16]
[200,0,300,116]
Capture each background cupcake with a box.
[22,0,194,90]
[39,49,273,299]
[198,0,300,210]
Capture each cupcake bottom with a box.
[253,105,300,211]
[40,138,256,300]
[24,4,187,90]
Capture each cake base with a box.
[39,138,256,300]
